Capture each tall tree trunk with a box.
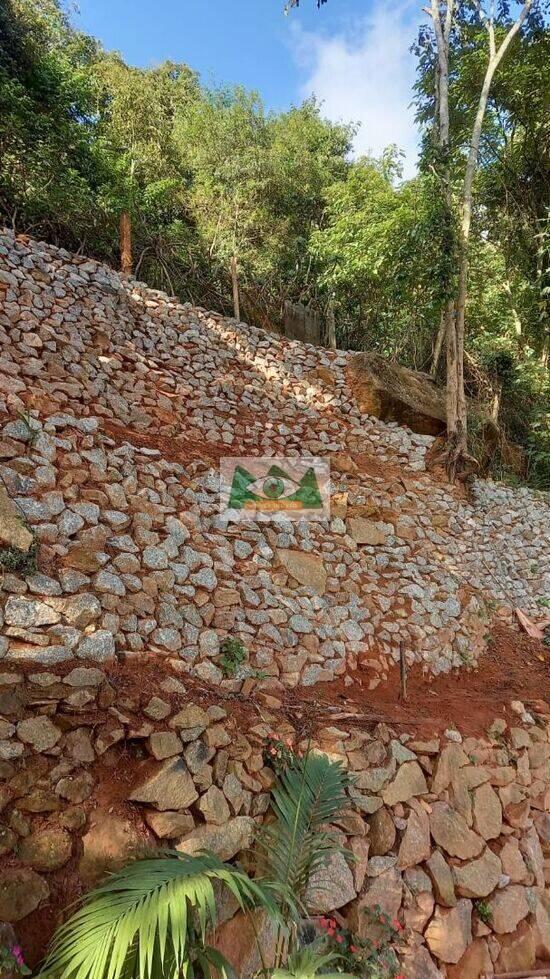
[120,211,133,275]
[450,61,497,474]
[431,308,447,376]
[433,0,533,479]
[230,254,240,321]
[429,0,457,421]
[326,302,336,350]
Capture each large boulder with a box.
[452,847,502,898]
[402,946,443,979]
[397,801,431,868]
[0,486,34,552]
[16,716,61,753]
[176,816,255,861]
[277,549,326,595]
[19,826,72,871]
[129,758,199,811]
[429,803,484,860]
[368,807,396,855]
[472,783,502,840]
[427,849,457,907]
[495,920,536,971]
[305,851,357,912]
[446,938,492,979]
[425,899,473,964]
[213,909,277,977]
[144,811,195,839]
[4,596,60,627]
[79,810,147,885]
[487,885,529,934]
[348,518,388,546]
[348,867,403,938]
[381,762,427,806]
[432,744,469,795]
[533,890,550,959]
[0,868,49,922]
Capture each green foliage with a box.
[271,945,354,979]
[257,750,351,915]
[1,0,547,487]
[474,899,492,925]
[310,157,454,363]
[38,752,352,979]
[0,541,38,575]
[318,908,404,979]
[0,943,30,976]
[413,7,550,481]
[0,0,115,253]
[38,850,280,979]
[219,635,247,675]
[263,733,303,776]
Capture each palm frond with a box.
[271,945,355,979]
[38,851,279,979]
[258,751,351,912]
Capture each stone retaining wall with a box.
[0,230,548,687]
[0,662,548,976]
[0,230,549,973]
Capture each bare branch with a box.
[493,0,533,65]
[443,0,454,43]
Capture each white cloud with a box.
[291,1,423,179]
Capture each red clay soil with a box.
[103,419,226,469]
[296,623,549,738]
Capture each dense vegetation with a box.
[0,0,548,485]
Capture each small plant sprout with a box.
[474,899,492,925]
[218,635,247,675]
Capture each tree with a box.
[0,0,113,252]
[288,0,544,480]
[415,2,549,485]
[446,1,536,478]
[310,157,450,363]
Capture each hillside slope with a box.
[1,232,549,974]
[0,230,548,688]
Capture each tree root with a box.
[433,431,480,483]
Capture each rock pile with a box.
[0,230,548,687]
[0,231,549,973]
[0,661,548,977]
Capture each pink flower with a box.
[335,935,343,944]
[350,946,358,954]
[10,946,25,966]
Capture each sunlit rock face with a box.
[0,231,547,686]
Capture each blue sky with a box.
[72,0,425,176]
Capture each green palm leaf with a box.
[258,751,352,914]
[271,945,355,979]
[38,850,279,979]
